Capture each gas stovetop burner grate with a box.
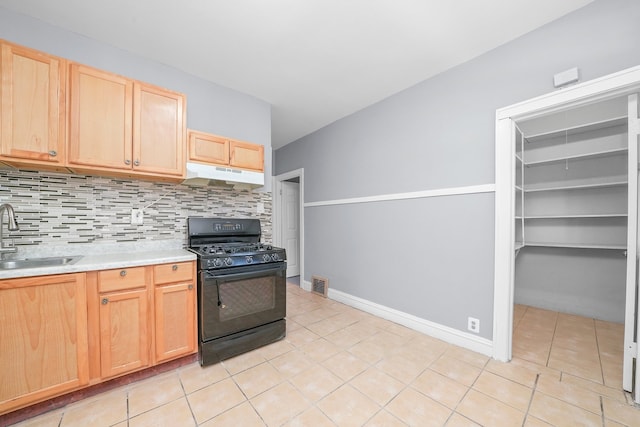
[187,217,286,269]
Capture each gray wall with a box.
[275,0,640,339]
[0,7,273,192]
[515,248,626,323]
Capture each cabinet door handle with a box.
[120,270,127,277]
[101,298,109,305]
[48,150,57,157]
[172,264,178,271]
[188,284,194,290]
[124,159,131,165]
[134,159,140,166]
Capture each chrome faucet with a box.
[0,204,19,258]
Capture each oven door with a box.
[199,262,286,341]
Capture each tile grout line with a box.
[592,318,607,388]
[545,310,559,368]
[521,373,540,427]
[126,390,130,427]
[446,353,484,424]
[229,358,274,426]
[176,370,199,427]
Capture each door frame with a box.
[493,65,640,401]
[273,168,305,285]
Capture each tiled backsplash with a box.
[0,170,272,250]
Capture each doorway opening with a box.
[274,169,304,287]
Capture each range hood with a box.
[183,162,264,190]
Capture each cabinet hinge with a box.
[626,342,638,359]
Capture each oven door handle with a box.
[204,263,285,281]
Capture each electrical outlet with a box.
[131,209,144,225]
[468,317,480,333]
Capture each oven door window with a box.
[219,276,275,321]
[200,263,286,340]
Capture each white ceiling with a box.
[0,0,594,148]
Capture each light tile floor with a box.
[11,284,639,427]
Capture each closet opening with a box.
[513,99,628,390]
[493,65,640,403]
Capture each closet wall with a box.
[514,96,630,322]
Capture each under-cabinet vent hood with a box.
[183,162,264,190]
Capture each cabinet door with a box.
[230,140,264,171]
[133,83,185,177]
[187,130,229,165]
[0,42,65,164]
[154,282,196,363]
[68,63,133,170]
[0,273,89,414]
[99,288,149,379]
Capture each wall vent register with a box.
[311,275,329,297]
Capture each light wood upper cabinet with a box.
[188,130,229,165]
[0,41,66,167]
[0,273,89,414]
[230,140,264,171]
[68,63,186,180]
[0,40,187,181]
[68,63,133,171]
[187,129,264,172]
[134,83,185,176]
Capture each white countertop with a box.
[0,240,197,280]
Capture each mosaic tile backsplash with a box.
[0,170,273,251]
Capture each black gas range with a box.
[187,217,287,366]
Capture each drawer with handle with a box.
[154,261,194,285]
[98,266,147,292]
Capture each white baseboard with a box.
[300,280,493,357]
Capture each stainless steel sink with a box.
[0,256,82,270]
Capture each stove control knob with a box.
[213,259,223,268]
[224,257,233,266]
[263,254,271,262]
[271,253,280,261]
[246,256,253,264]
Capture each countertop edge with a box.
[0,249,197,280]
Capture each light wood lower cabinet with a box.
[90,262,198,380]
[154,282,195,363]
[0,273,89,414]
[153,261,196,364]
[98,287,149,379]
[0,260,196,415]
